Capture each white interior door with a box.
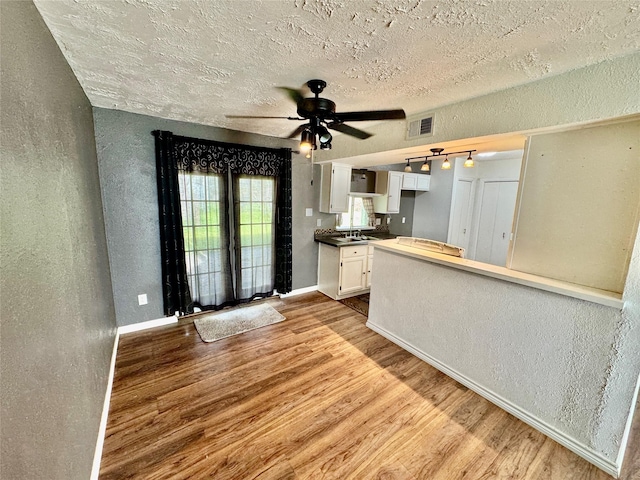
[448,179,473,250]
[475,181,519,266]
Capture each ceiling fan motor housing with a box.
[297,97,336,119]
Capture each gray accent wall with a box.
[93,108,321,326]
[1,2,117,479]
[411,158,456,242]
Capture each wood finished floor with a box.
[100,292,640,480]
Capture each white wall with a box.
[367,244,640,475]
[319,53,640,162]
[510,120,640,293]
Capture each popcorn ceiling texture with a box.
[33,0,640,138]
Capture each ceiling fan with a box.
[226,79,406,153]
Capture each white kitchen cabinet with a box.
[366,245,374,288]
[402,173,430,191]
[319,163,352,213]
[318,243,372,299]
[402,173,418,190]
[373,171,403,214]
[416,174,431,191]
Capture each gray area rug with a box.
[193,302,285,343]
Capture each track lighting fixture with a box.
[404,160,412,172]
[464,152,475,168]
[405,147,476,173]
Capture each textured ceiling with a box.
[34,0,639,140]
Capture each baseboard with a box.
[117,315,178,334]
[90,329,119,480]
[278,285,318,298]
[616,369,640,476]
[366,321,620,478]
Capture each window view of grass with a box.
[178,172,276,302]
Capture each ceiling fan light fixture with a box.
[441,155,451,170]
[464,152,474,168]
[320,142,332,150]
[317,125,332,145]
[300,129,314,152]
[404,160,412,172]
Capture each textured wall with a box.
[321,53,640,162]
[412,158,456,242]
[368,245,640,469]
[93,108,320,326]
[511,120,640,293]
[0,2,117,479]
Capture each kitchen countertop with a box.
[315,232,397,247]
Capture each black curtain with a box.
[153,130,194,316]
[274,153,292,294]
[153,130,293,315]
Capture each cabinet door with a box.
[416,175,431,191]
[340,256,366,295]
[402,173,417,190]
[330,164,352,213]
[387,172,403,213]
[366,254,373,288]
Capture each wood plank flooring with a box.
[100,292,639,480]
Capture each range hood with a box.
[350,169,379,195]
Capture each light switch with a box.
[316,218,322,227]
[138,294,148,306]
[386,217,391,225]
[402,217,406,224]
[305,208,313,217]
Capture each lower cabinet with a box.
[318,243,375,300]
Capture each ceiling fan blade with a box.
[225,115,301,120]
[276,86,305,105]
[327,122,372,140]
[333,109,406,122]
[286,124,307,139]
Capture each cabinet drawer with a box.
[340,245,368,258]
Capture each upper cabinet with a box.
[373,171,403,214]
[402,173,430,191]
[402,173,418,190]
[319,163,352,213]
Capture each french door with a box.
[178,171,276,309]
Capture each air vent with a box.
[407,114,435,139]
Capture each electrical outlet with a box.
[386,217,391,225]
[138,294,148,306]
[375,218,381,226]
[316,218,322,227]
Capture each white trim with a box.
[117,315,178,334]
[90,330,119,480]
[365,321,620,478]
[278,285,318,298]
[616,370,640,477]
